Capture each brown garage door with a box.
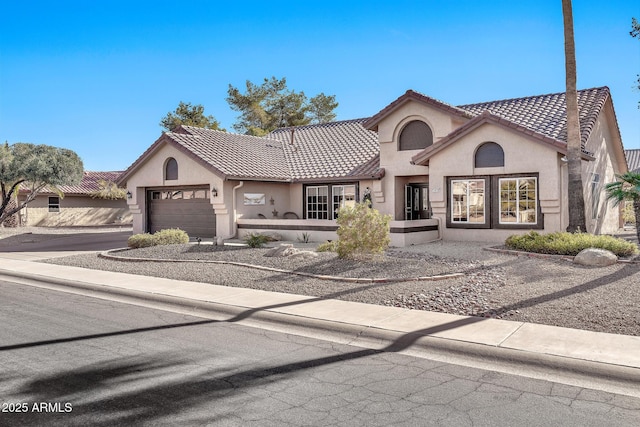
[148,188,216,238]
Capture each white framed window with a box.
[48,196,60,212]
[451,179,485,223]
[306,186,329,219]
[332,185,356,218]
[499,177,537,224]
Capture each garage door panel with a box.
[148,189,216,237]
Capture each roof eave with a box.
[364,90,473,131]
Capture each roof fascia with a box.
[117,133,230,186]
[411,111,581,166]
[363,90,473,131]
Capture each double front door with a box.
[405,184,430,220]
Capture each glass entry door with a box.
[404,184,430,220]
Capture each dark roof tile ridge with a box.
[270,117,373,133]
[458,86,610,109]
[171,126,284,144]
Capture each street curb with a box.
[98,249,465,283]
[1,267,639,397]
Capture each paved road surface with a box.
[1,281,638,426]
[0,231,130,253]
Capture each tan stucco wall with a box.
[581,104,625,235]
[20,195,130,226]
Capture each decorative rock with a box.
[573,248,618,267]
[264,244,293,257]
[287,250,319,260]
[264,244,319,259]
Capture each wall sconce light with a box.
[212,187,218,197]
[560,156,569,163]
[126,191,132,199]
[270,196,275,205]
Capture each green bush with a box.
[244,232,270,248]
[127,228,189,248]
[335,202,392,260]
[316,240,337,252]
[505,231,638,257]
[127,233,156,249]
[152,228,189,245]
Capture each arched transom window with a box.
[474,142,504,168]
[399,120,433,151]
[165,157,178,180]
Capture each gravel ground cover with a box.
[39,238,640,337]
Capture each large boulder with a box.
[573,248,618,267]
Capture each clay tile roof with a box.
[625,149,640,173]
[169,126,291,181]
[268,118,380,181]
[458,87,610,148]
[56,171,124,194]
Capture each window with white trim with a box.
[451,179,485,223]
[499,177,537,224]
[332,185,356,218]
[306,186,329,219]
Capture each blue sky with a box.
[1,0,638,171]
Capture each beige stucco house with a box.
[18,171,132,227]
[118,86,628,245]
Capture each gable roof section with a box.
[363,90,474,131]
[626,149,640,173]
[459,87,610,148]
[119,126,291,184]
[170,126,290,180]
[268,118,382,181]
[411,110,594,166]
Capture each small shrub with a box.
[244,232,270,248]
[153,228,189,245]
[316,240,337,252]
[127,228,189,248]
[297,232,311,243]
[505,231,638,257]
[127,233,156,249]
[335,202,391,260]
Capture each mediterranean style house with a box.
[118,87,628,245]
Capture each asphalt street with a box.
[0,231,131,252]
[1,280,639,427]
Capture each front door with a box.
[404,184,430,220]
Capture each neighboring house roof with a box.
[625,149,640,173]
[20,171,124,195]
[268,118,382,182]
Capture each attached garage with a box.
[147,187,216,238]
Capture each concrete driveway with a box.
[0,230,131,260]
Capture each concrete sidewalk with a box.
[1,257,639,397]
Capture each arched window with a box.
[165,157,178,180]
[475,142,504,168]
[399,120,433,151]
